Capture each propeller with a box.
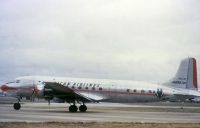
[156,88,163,99]
[30,81,43,102]
[30,86,38,102]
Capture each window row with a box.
[71,86,103,91]
[126,89,155,93]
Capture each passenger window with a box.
[92,87,95,90]
[141,90,145,93]
[99,87,102,91]
[127,89,130,92]
[85,87,89,90]
[133,89,137,93]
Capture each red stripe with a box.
[192,58,198,88]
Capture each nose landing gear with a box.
[13,97,21,110]
[13,103,21,110]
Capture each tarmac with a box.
[0,100,200,123]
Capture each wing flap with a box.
[44,82,98,102]
[76,92,104,101]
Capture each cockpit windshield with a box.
[5,81,15,84]
[15,80,20,83]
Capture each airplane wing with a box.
[44,82,101,103]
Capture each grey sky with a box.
[0,0,200,84]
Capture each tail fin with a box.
[164,57,198,90]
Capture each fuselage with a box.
[3,75,198,103]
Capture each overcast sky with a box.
[0,0,200,84]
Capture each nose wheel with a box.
[13,103,21,110]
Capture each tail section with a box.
[164,57,198,90]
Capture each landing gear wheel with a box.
[69,105,78,112]
[79,105,87,112]
[13,103,21,110]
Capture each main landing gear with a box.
[79,104,87,112]
[69,105,78,112]
[68,104,87,112]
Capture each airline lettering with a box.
[172,80,186,84]
[61,82,100,87]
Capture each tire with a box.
[13,103,21,110]
[79,105,87,112]
[69,105,78,112]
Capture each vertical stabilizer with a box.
[164,58,198,90]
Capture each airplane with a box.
[0,57,199,112]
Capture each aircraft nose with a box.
[0,84,17,91]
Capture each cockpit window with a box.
[6,81,15,84]
[16,80,20,83]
